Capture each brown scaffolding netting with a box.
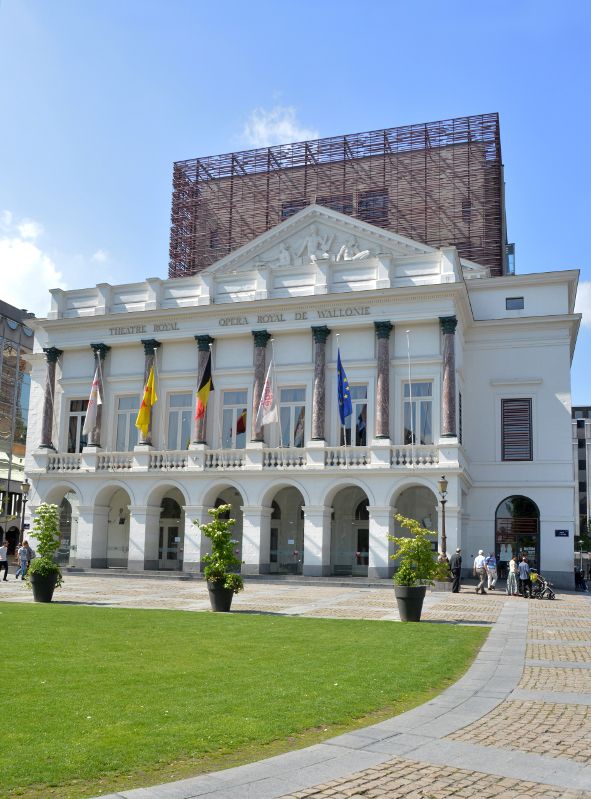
[169,112,505,279]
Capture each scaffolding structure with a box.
[169,113,506,278]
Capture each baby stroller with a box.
[530,570,556,600]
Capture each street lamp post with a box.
[19,478,30,544]
[437,475,448,562]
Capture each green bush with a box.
[26,502,63,589]
[388,514,438,587]
[198,504,244,593]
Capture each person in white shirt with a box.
[506,556,518,596]
[473,549,488,594]
[0,541,8,582]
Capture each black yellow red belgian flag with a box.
[195,352,213,420]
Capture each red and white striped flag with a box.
[82,367,102,436]
[255,361,278,429]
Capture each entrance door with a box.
[353,528,369,576]
[159,522,181,570]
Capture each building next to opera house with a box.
[23,114,581,588]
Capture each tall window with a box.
[340,385,367,445]
[222,390,248,449]
[67,399,88,453]
[502,398,532,461]
[403,382,433,445]
[318,194,353,215]
[167,393,192,450]
[280,388,306,448]
[115,395,140,451]
[358,189,389,225]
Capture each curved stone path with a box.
[3,575,591,797]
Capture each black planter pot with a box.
[207,581,235,612]
[30,572,59,603]
[394,584,427,622]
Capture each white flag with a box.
[82,367,102,436]
[255,361,278,429]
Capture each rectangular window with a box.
[358,189,389,225]
[318,194,353,216]
[501,398,532,461]
[167,393,192,450]
[280,388,306,448]
[115,395,140,451]
[340,385,367,445]
[222,390,248,449]
[403,382,433,445]
[67,399,88,453]
[506,296,524,310]
[281,199,308,220]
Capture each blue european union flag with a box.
[337,349,353,425]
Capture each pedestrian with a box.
[0,540,8,581]
[473,549,488,594]
[506,555,518,596]
[449,547,462,593]
[15,541,29,580]
[485,552,498,590]
[518,556,532,598]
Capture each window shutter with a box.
[502,399,532,461]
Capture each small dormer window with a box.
[506,296,524,311]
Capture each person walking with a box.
[449,548,462,593]
[506,555,518,596]
[518,556,532,598]
[15,541,29,580]
[473,549,488,594]
[485,552,498,590]
[0,540,8,581]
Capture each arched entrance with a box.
[394,486,439,552]
[212,488,244,573]
[496,496,540,571]
[158,496,184,571]
[104,488,130,568]
[268,487,305,574]
[57,491,79,566]
[331,486,370,576]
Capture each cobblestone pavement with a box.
[5,573,591,798]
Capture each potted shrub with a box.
[388,513,438,621]
[25,503,63,603]
[432,557,454,592]
[198,504,244,612]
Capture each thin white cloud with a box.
[0,213,64,316]
[242,106,319,148]
[92,249,109,263]
[575,281,591,327]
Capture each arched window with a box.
[355,499,369,521]
[160,497,181,519]
[495,495,540,571]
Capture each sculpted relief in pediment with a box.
[265,226,374,270]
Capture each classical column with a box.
[194,335,214,444]
[128,505,161,571]
[251,330,271,442]
[439,316,458,438]
[88,343,110,447]
[40,346,63,449]
[241,505,272,574]
[302,505,332,576]
[311,325,331,441]
[368,505,393,578]
[137,339,161,446]
[374,321,393,439]
[182,505,209,573]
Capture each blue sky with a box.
[1,0,589,401]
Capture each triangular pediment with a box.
[203,204,437,277]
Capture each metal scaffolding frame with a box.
[169,113,506,278]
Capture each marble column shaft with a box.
[439,316,458,437]
[194,335,214,444]
[139,339,161,446]
[311,325,331,441]
[251,330,271,442]
[88,343,110,447]
[374,321,393,439]
[40,347,63,449]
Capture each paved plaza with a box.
[3,574,591,798]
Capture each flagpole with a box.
[210,342,223,452]
[406,330,414,468]
[336,334,348,469]
[269,338,284,469]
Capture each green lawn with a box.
[0,603,487,799]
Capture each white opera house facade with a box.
[24,205,580,586]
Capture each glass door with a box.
[159,522,181,570]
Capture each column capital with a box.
[90,343,110,360]
[194,334,214,352]
[374,320,393,339]
[252,329,271,348]
[311,325,331,344]
[439,316,458,335]
[141,338,161,356]
[43,346,63,363]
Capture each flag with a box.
[195,352,214,420]
[82,367,102,436]
[135,366,158,436]
[236,408,247,435]
[255,361,278,429]
[337,348,352,425]
[294,408,305,448]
